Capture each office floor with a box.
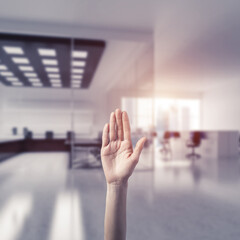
[0,151,240,240]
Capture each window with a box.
[122,97,200,131]
[122,97,153,130]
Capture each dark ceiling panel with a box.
[0,33,105,89]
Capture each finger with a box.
[115,108,123,141]
[109,112,116,141]
[131,137,147,162]
[102,123,109,147]
[122,111,131,141]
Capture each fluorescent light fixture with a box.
[45,67,59,73]
[50,79,61,83]
[72,75,82,79]
[52,83,62,88]
[12,57,29,64]
[42,59,58,66]
[72,85,81,88]
[6,77,19,82]
[38,48,56,57]
[48,73,60,78]
[12,82,23,86]
[28,78,40,82]
[72,50,88,58]
[0,71,13,77]
[0,65,7,71]
[72,80,82,84]
[72,68,84,74]
[24,72,37,77]
[32,82,43,87]
[3,46,24,55]
[72,61,86,67]
[19,66,34,72]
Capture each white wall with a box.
[202,80,240,130]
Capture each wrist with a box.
[107,181,128,191]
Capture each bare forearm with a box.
[104,183,128,240]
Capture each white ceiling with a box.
[154,1,240,91]
[0,0,155,31]
[0,0,154,97]
[1,0,240,93]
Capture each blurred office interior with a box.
[0,1,240,240]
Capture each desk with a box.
[66,138,102,169]
[0,139,24,162]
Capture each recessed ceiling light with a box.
[38,48,56,57]
[72,85,81,88]
[45,67,59,73]
[72,61,86,67]
[42,59,58,66]
[0,71,13,77]
[0,65,7,71]
[48,73,60,78]
[3,46,24,55]
[72,75,82,79]
[24,72,37,77]
[19,66,34,72]
[50,79,61,83]
[28,78,40,82]
[72,51,88,58]
[6,77,19,82]
[32,82,43,87]
[12,57,29,64]
[12,82,23,86]
[72,68,84,74]
[72,79,82,84]
[52,83,62,88]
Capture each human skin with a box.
[101,109,146,240]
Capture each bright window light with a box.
[0,65,7,71]
[38,48,56,57]
[3,46,24,55]
[42,59,58,66]
[72,61,86,67]
[6,77,19,82]
[12,57,29,64]
[48,73,60,78]
[50,79,61,83]
[72,75,82,79]
[0,71,13,77]
[12,82,23,86]
[72,51,88,58]
[19,66,34,72]
[32,82,43,87]
[24,72,37,77]
[72,68,84,74]
[45,67,59,73]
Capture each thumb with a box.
[131,137,147,163]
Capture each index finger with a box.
[122,111,131,141]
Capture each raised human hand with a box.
[101,109,146,185]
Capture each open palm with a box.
[101,109,146,185]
